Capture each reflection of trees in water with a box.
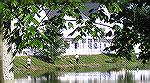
[25,70,150,83]
[140,74,147,81]
[33,72,61,83]
[117,71,150,83]
[117,72,135,83]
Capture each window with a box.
[71,39,74,44]
[82,39,86,49]
[94,39,98,49]
[94,43,97,49]
[88,39,92,49]
[82,39,86,43]
[100,43,101,49]
[75,43,79,49]
[104,43,106,47]
[94,39,98,42]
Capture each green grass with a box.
[55,54,112,65]
[55,54,144,71]
[14,70,52,78]
[14,54,145,71]
[14,54,147,78]
[14,56,55,71]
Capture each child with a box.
[27,56,31,69]
[75,54,79,64]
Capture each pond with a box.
[15,69,150,83]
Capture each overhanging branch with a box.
[39,9,51,25]
[65,19,113,28]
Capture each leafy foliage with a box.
[1,0,150,64]
[107,2,150,63]
[0,1,73,58]
[33,16,69,64]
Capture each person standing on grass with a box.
[75,54,79,64]
[27,56,31,69]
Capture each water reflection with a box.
[15,69,150,83]
[118,72,135,83]
[27,72,31,80]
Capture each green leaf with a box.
[11,0,18,7]
[74,35,82,41]
[68,22,74,29]
[36,40,43,49]
[23,14,39,26]
[28,25,36,36]
[31,5,39,13]
[23,14,31,22]
[0,3,4,12]
[92,31,97,37]
[76,3,85,10]
[23,31,28,38]
[32,17,40,26]
[40,32,49,40]
[28,25,36,31]
[18,41,26,49]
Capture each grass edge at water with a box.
[14,54,146,78]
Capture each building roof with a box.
[81,3,99,18]
[44,3,99,19]
[44,3,113,42]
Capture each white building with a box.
[61,3,114,55]
[13,3,140,56]
[62,23,114,55]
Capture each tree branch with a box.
[65,19,113,28]
[39,9,51,25]
[94,22,113,28]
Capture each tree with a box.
[0,0,97,81]
[105,2,150,63]
[0,15,4,82]
[65,1,150,63]
[0,0,81,81]
[33,16,69,63]
[1,0,150,81]
[64,1,150,63]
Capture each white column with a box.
[2,41,14,80]
[86,38,89,55]
[92,39,94,54]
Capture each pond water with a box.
[15,69,150,83]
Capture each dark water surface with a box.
[15,69,150,83]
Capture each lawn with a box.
[14,56,55,71]
[14,54,145,71]
[14,54,148,78]
[55,54,144,71]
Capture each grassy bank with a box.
[14,56,55,71]
[14,55,116,71]
[14,54,146,72]
[55,54,145,71]
[14,54,149,78]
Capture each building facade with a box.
[15,3,115,56]
[15,3,140,56]
[63,37,113,55]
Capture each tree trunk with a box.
[2,40,14,81]
[0,19,4,83]
[0,19,14,83]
